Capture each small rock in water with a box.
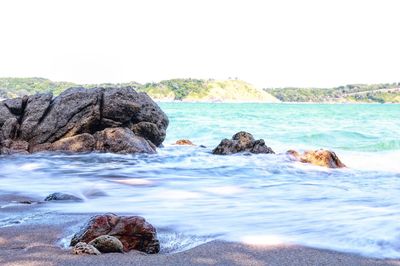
[18,200,33,204]
[89,235,124,253]
[212,131,274,155]
[44,192,83,202]
[83,189,107,198]
[72,242,101,255]
[287,149,346,168]
[174,139,195,145]
[70,213,160,254]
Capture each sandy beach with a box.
[1,224,399,266]
[0,194,399,266]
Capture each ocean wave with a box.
[1,149,400,258]
[286,131,400,152]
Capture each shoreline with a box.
[156,100,399,104]
[0,194,398,266]
[1,224,398,266]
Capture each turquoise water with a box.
[1,103,400,257]
[161,103,400,152]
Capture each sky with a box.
[0,0,399,88]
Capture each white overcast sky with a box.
[0,0,399,87]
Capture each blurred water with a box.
[0,103,400,258]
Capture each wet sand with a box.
[0,194,399,266]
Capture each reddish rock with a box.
[287,149,346,168]
[70,214,160,254]
[175,139,195,146]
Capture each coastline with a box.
[0,194,398,266]
[155,99,399,104]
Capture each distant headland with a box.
[0,77,399,103]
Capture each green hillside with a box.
[1,77,400,103]
[140,79,279,102]
[265,83,400,103]
[0,77,76,98]
[0,78,279,103]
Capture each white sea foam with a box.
[341,151,400,173]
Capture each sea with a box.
[1,103,400,258]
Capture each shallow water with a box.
[0,103,400,258]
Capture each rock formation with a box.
[212,131,274,155]
[287,149,346,168]
[70,214,160,254]
[174,139,195,145]
[0,87,168,154]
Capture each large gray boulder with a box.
[0,87,168,154]
[19,93,53,141]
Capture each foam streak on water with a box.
[0,103,399,258]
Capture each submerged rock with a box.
[0,87,168,155]
[44,192,83,202]
[287,149,346,168]
[88,235,124,253]
[212,131,274,155]
[72,242,101,255]
[83,189,107,198]
[70,213,160,254]
[18,200,33,204]
[174,139,195,145]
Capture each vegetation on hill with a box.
[264,83,400,103]
[140,79,206,101]
[1,77,399,103]
[0,77,76,98]
[140,79,278,102]
[0,77,278,102]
